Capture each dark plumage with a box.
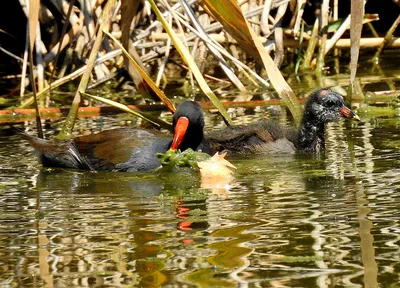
[21,89,359,171]
[21,101,209,172]
[206,88,359,154]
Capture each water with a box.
[1,111,400,287]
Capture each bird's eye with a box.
[326,100,336,107]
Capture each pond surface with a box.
[1,108,400,287]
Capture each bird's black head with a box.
[171,101,205,151]
[303,88,359,124]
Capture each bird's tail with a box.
[13,127,95,171]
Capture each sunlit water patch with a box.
[1,115,400,287]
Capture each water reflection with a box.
[2,118,400,286]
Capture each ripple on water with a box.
[1,116,400,286]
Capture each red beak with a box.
[340,106,360,121]
[170,117,189,150]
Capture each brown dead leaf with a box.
[198,152,236,194]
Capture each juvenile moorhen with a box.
[206,88,359,154]
[22,101,210,172]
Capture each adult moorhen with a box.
[205,88,360,154]
[22,101,211,172]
